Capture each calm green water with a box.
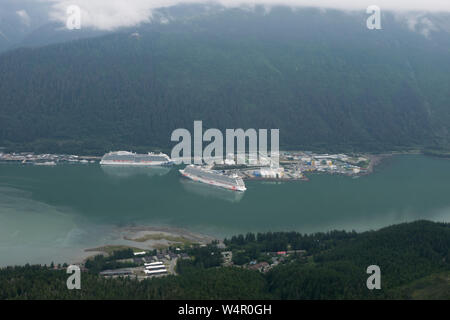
[1,154,450,266]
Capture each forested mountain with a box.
[1,6,450,154]
[1,220,449,299]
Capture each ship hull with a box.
[179,169,246,192]
[100,160,173,166]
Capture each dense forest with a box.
[1,7,450,154]
[1,220,449,299]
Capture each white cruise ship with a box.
[100,151,173,166]
[179,165,246,192]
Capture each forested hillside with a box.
[1,6,450,154]
[1,221,449,299]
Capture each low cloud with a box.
[406,14,439,37]
[42,0,450,31]
[16,9,31,26]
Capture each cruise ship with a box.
[100,151,173,166]
[179,165,246,192]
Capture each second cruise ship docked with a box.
[100,151,173,166]
[180,165,246,192]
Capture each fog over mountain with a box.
[1,0,450,52]
[42,0,450,30]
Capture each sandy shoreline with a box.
[121,225,216,243]
[76,225,217,264]
[364,150,424,174]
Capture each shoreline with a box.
[364,153,391,174]
[77,225,218,264]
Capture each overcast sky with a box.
[16,0,450,30]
